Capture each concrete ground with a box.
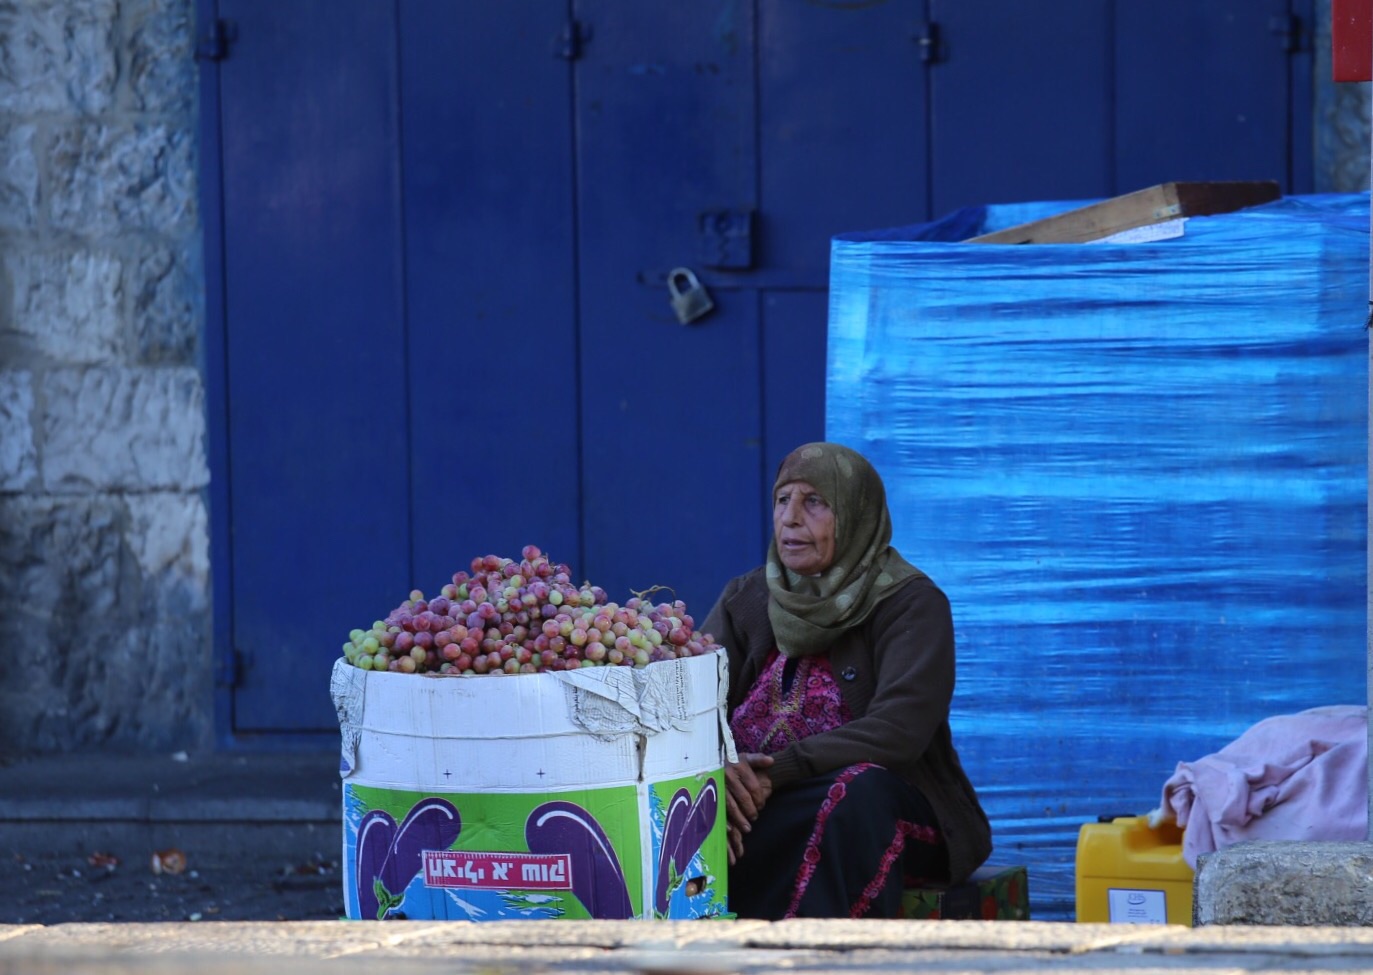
[8,919,1373,974]
[0,750,344,925]
[5,750,1373,974]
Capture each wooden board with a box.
[966,180,1282,244]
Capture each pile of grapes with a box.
[340,545,721,676]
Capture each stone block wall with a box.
[1316,0,1372,193]
[0,0,212,754]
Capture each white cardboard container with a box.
[331,649,733,921]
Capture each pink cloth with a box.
[1156,705,1368,868]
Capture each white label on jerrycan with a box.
[1107,887,1168,924]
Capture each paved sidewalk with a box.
[0,751,344,925]
[0,750,341,827]
[7,918,1373,974]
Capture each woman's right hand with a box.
[725,752,773,866]
[724,751,775,834]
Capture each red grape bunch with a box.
[340,545,721,676]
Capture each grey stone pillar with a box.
[0,0,213,754]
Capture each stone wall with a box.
[1315,0,1372,193]
[0,0,212,754]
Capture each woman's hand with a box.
[726,820,745,866]
[724,752,774,863]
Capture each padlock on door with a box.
[667,267,714,324]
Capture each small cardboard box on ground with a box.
[331,650,731,921]
[1076,815,1193,925]
[901,864,1029,920]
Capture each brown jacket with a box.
[702,566,993,885]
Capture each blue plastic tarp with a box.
[827,193,1370,922]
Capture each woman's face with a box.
[773,480,837,576]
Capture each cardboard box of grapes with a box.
[331,547,732,921]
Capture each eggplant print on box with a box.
[524,800,634,919]
[651,773,727,918]
[355,797,462,920]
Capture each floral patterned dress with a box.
[727,649,947,919]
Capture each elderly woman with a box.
[702,442,991,920]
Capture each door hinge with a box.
[215,647,251,688]
[196,17,237,61]
[554,19,590,60]
[1270,14,1306,53]
[915,21,944,64]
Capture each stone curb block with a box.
[1195,841,1373,926]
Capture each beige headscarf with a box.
[766,442,920,658]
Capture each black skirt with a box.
[728,763,949,920]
